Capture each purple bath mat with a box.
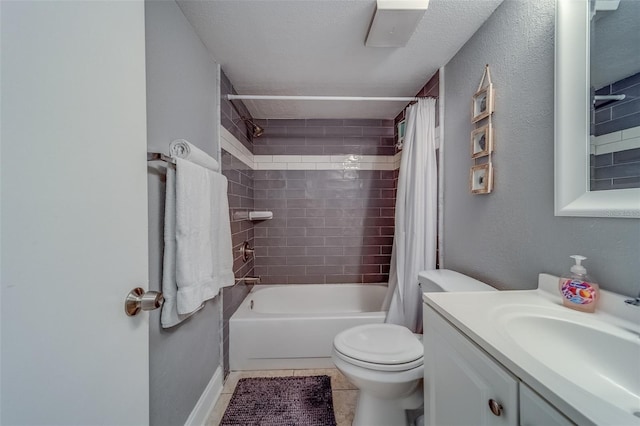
[220,375,337,426]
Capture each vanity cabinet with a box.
[425,304,518,425]
[424,304,574,426]
[520,383,573,426]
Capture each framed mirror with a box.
[555,0,640,218]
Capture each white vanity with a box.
[422,273,640,426]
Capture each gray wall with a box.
[442,0,640,296]
[145,1,221,425]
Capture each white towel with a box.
[169,139,220,171]
[161,156,233,328]
[174,158,234,313]
[161,165,193,328]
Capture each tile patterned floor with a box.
[206,368,358,426]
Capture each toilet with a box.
[332,269,496,426]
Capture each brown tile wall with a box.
[251,119,396,156]
[253,169,397,284]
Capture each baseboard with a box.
[184,366,223,426]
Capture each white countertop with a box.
[423,273,640,426]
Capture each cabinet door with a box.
[520,384,575,426]
[425,305,518,426]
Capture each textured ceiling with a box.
[177,0,505,119]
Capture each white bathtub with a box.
[229,284,388,370]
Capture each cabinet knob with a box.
[488,399,503,416]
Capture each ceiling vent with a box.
[365,0,430,47]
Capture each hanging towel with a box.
[161,150,233,328]
[174,158,233,313]
[169,139,220,171]
[161,165,192,328]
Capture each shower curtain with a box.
[383,98,438,333]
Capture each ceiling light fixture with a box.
[365,0,429,48]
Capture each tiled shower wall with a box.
[250,119,397,284]
[220,149,255,375]
[252,119,396,156]
[221,70,253,152]
[220,70,255,376]
[253,169,397,284]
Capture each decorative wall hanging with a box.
[471,66,494,123]
[469,64,495,195]
[470,123,493,158]
[470,163,493,194]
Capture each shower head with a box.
[241,117,264,138]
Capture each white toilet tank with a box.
[418,269,497,293]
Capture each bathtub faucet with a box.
[236,276,261,284]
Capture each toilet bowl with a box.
[332,269,497,426]
[332,324,424,426]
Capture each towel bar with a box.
[147,152,176,164]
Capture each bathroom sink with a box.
[494,305,640,416]
[424,273,640,424]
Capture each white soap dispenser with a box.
[558,255,599,313]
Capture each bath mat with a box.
[220,375,337,426]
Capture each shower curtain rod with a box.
[226,94,419,102]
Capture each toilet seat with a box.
[333,347,423,372]
[333,324,423,371]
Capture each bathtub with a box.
[229,284,388,370]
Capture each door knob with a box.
[125,288,164,316]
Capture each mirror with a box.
[555,0,640,218]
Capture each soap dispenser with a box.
[559,255,599,313]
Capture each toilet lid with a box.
[333,324,423,365]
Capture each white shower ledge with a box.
[424,273,640,426]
